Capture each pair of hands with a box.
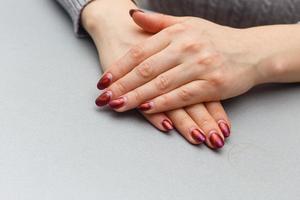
[87,7,231,149]
[82,1,300,149]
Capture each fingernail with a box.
[209,131,224,149]
[191,129,206,143]
[131,0,137,5]
[109,97,126,109]
[97,73,112,90]
[95,91,112,107]
[218,121,231,138]
[129,9,144,17]
[138,102,153,111]
[162,119,174,131]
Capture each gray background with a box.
[1,0,300,199]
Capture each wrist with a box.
[242,25,300,84]
[255,52,293,84]
[81,0,137,37]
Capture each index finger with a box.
[97,30,171,90]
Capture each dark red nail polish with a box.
[162,119,174,131]
[191,129,206,143]
[138,102,153,111]
[109,97,126,109]
[129,9,144,17]
[131,0,137,5]
[209,132,224,149]
[218,121,231,138]
[95,91,112,107]
[97,73,112,90]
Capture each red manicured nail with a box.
[209,132,224,149]
[162,119,174,131]
[218,121,231,138]
[191,129,206,143]
[129,9,144,17]
[109,97,126,109]
[138,102,153,111]
[131,0,137,5]
[97,73,112,90]
[95,91,112,107]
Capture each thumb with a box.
[129,9,184,33]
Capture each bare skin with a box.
[98,11,300,114]
[81,0,232,149]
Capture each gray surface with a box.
[1,0,300,199]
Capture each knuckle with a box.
[180,42,203,53]
[132,89,143,103]
[196,52,223,69]
[199,119,211,128]
[155,75,170,91]
[209,71,226,88]
[114,81,127,94]
[178,88,194,101]
[200,56,215,66]
[135,62,153,79]
[129,45,144,61]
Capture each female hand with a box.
[97,10,300,114]
[82,1,231,148]
[82,0,174,132]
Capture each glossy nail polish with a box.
[95,91,112,107]
[97,73,112,90]
[138,102,153,111]
[218,121,231,138]
[209,132,224,149]
[129,9,145,17]
[109,97,126,109]
[131,0,137,5]
[191,129,206,143]
[162,119,174,131]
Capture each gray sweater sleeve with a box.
[144,0,300,28]
[57,0,300,36]
[56,0,93,36]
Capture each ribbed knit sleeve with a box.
[144,0,300,28]
[56,0,94,36]
[56,0,300,36]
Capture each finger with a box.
[141,112,174,133]
[138,80,218,114]
[97,31,171,90]
[106,46,180,101]
[130,10,187,33]
[205,102,231,138]
[109,63,198,112]
[166,109,206,145]
[185,104,225,149]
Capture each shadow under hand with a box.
[95,107,148,125]
[223,83,300,113]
